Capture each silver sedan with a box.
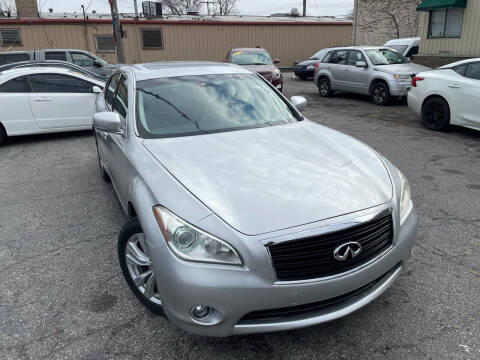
[93,62,417,337]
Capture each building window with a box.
[95,35,116,52]
[141,28,163,49]
[428,8,464,38]
[0,29,22,46]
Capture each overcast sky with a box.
[34,0,353,17]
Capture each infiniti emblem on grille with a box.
[333,242,362,261]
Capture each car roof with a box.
[325,46,392,51]
[384,37,420,45]
[438,57,480,68]
[232,47,268,52]
[127,61,252,81]
[1,66,104,84]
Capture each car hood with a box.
[240,64,278,75]
[143,121,393,236]
[374,62,431,74]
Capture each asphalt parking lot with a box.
[1,74,479,360]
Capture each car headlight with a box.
[398,170,412,223]
[306,65,314,70]
[393,74,411,82]
[153,206,242,265]
[272,68,281,79]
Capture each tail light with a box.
[412,76,424,87]
[314,62,320,70]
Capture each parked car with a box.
[93,61,417,337]
[384,37,420,59]
[0,49,118,77]
[225,47,283,92]
[0,67,104,145]
[314,46,431,105]
[294,48,331,79]
[407,58,480,131]
[0,60,109,81]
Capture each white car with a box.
[384,37,420,59]
[407,58,480,131]
[0,67,104,145]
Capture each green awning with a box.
[416,0,467,11]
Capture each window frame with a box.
[70,52,96,67]
[428,8,464,39]
[0,28,22,47]
[347,50,367,67]
[140,28,164,50]
[94,35,116,53]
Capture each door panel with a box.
[344,51,369,94]
[327,50,349,90]
[28,73,97,129]
[0,76,37,135]
[448,65,480,126]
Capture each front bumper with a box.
[295,68,315,78]
[389,80,412,97]
[147,208,417,337]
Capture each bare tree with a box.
[0,0,15,16]
[357,0,421,44]
[163,0,202,15]
[213,0,238,15]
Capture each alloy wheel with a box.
[423,101,446,128]
[125,233,162,305]
[319,81,329,96]
[373,87,386,104]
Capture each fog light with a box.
[190,305,212,320]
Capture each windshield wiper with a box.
[139,89,208,134]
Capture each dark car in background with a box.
[294,48,331,79]
[225,47,283,92]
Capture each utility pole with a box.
[134,0,139,19]
[303,0,306,17]
[109,0,126,63]
[201,1,214,15]
[81,5,90,51]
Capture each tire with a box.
[118,218,165,315]
[94,131,110,182]
[0,125,6,146]
[371,82,391,105]
[421,97,450,131]
[318,78,332,97]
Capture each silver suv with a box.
[314,46,431,105]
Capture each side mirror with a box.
[94,60,103,67]
[290,96,307,112]
[273,59,280,64]
[355,61,367,68]
[93,112,122,134]
[92,86,103,94]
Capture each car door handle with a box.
[33,97,52,102]
[448,84,460,89]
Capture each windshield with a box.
[366,48,408,65]
[136,74,297,138]
[231,51,272,65]
[385,45,408,54]
[311,49,327,60]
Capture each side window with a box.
[45,51,68,61]
[465,63,480,80]
[71,52,95,66]
[113,75,128,129]
[29,73,94,93]
[105,73,121,110]
[347,50,366,66]
[406,46,419,57]
[0,53,30,65]
[323,51,334,63]
[454,64,467,76]
[0,76,30,92]
[332,50,347,65]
